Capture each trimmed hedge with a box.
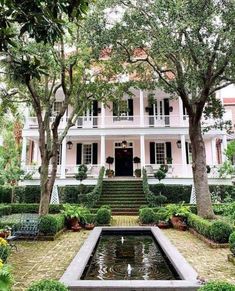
[199,281,235,291]
[139,207,155,224]
[0,187,12,203]
[60,185,94,204]
[0,205,12,217]
[39,214,65,235]
[149,184,191,203]
[188,213,233,243]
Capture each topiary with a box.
[154,194,167,206]
[199,281,235,291]
[229,232,235,256]
[139,207,155,224]
[27,279,69,291]
[209,220,233,243]
[154,170,166,182]
[96,207,111,225]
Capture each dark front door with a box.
[115,148,133,176]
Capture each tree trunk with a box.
[189,118,215,219]
[39,159,51,216]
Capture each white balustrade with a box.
[26,114,222,130]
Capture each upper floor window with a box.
[113,99,133,121]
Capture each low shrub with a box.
[187,213,212,238]
[209,185,235,202]
[10,204,62,214]
[39,214,65,235]
[0,187,12,203]
[154,207,169,222]
[149,184,192,203]
[96,207,111,225]
[0,238,10,263]
[199,281,235,291]
[0,205,12,217]
[229,232,235,256]
[27,279,69,291]
[209,221,233,243]
[139,207,155,224]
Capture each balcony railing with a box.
[26,114,224,130]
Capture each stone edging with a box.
[189,228,229,249]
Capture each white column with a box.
[140,90,145,127]
[222,134,228,163]
[178,97,183,126]
[101,135,106,166]
[101,102,105,128]
[140,135,145,170]
[211,138,217,165]
[21,137,27,168]
[60,138,67,179]
[180,134,187,176]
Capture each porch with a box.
[21,134,228,181]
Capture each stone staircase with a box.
[97,179,147,215]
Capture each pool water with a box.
[81,233,180,280]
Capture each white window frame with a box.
[82,143,93,165]
[155,142,166,164]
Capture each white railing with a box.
[26,114,223,130]
[145,164,220,179]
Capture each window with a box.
[113,99,133,121]
[83,144,92,164]
[155,143,165,164]
[53,102,63,115]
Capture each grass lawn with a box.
[8,216,235,290]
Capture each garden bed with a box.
[189,228,229,249]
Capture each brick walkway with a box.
[8,216,235,290]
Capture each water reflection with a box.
[82,234,178,280]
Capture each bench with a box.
[11,214,40,240]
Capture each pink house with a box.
[21,87,232,185]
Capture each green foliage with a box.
[209,221,233,243]
[229,232,235,256]
[218,161,235,177]
[0,264,14,291]
[85,167,105,208]
[153,207,169,222]
[84,213,96,224]
[226,141,235,161]
[164,203,191,220]
[149,184,191,203]
[0,206,12,217]
[61,185,93,204]
[139,207,155,224]
[27,279,68,291]
[154,170,166,182]
[39,214,65,235]
[199,281,235,291]
[10,203,61,214]
[75,164,88,183]
[96,206,111,225]
[153,194,167,206]
[142,169,160,207]
[133,156,141,166]
[187,213,212,238]
[209,185,235,202]
[0,187,12,203]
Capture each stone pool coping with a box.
[60,226,201,290]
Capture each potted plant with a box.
[61,204,81,229]
[106,156,114,177]
[84,213,96,230]
[165,203,190,231]
[133,157,141,177]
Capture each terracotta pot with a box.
[67,217,79,229]
[157,221,170,229]
[85,224,95,230]
[170,216,184,225]
[71,224,82,232]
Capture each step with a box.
[99,198,146,202]
[101,194,144,197]
[97,203,144,208]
